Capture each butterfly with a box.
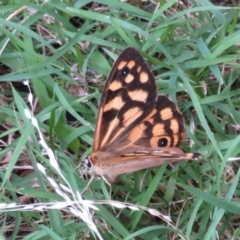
[85,47,201,182]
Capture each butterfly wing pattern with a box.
[87,47,200,182]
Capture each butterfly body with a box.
[86,47,200,182]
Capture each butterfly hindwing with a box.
[128,94,185,148]
[93,47,157,152]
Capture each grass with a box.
[0,0,240,239]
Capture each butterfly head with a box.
[83,156,93,169]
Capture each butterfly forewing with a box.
[93,47,157,152]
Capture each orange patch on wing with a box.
[147,118,154,124]
[128,89,148,102]
[125,74,134,83]
[150,137,159,148]
[140,71,148,83]
[118,61,127,70]
[143,108,157,122]
[109,81,122,91]
[152,123,165,136]
[170,119,179,134]
[104,96,125,112]
[127,60,135,69]
[123,107,143,126]
[160,107,173,120]
[128,126,144,143]
[137,66,142,73]
[138,122,148,130]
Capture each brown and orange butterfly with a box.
[86,47,201,182]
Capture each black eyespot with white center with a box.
[121,67,129,76]
[158,138,168,147]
